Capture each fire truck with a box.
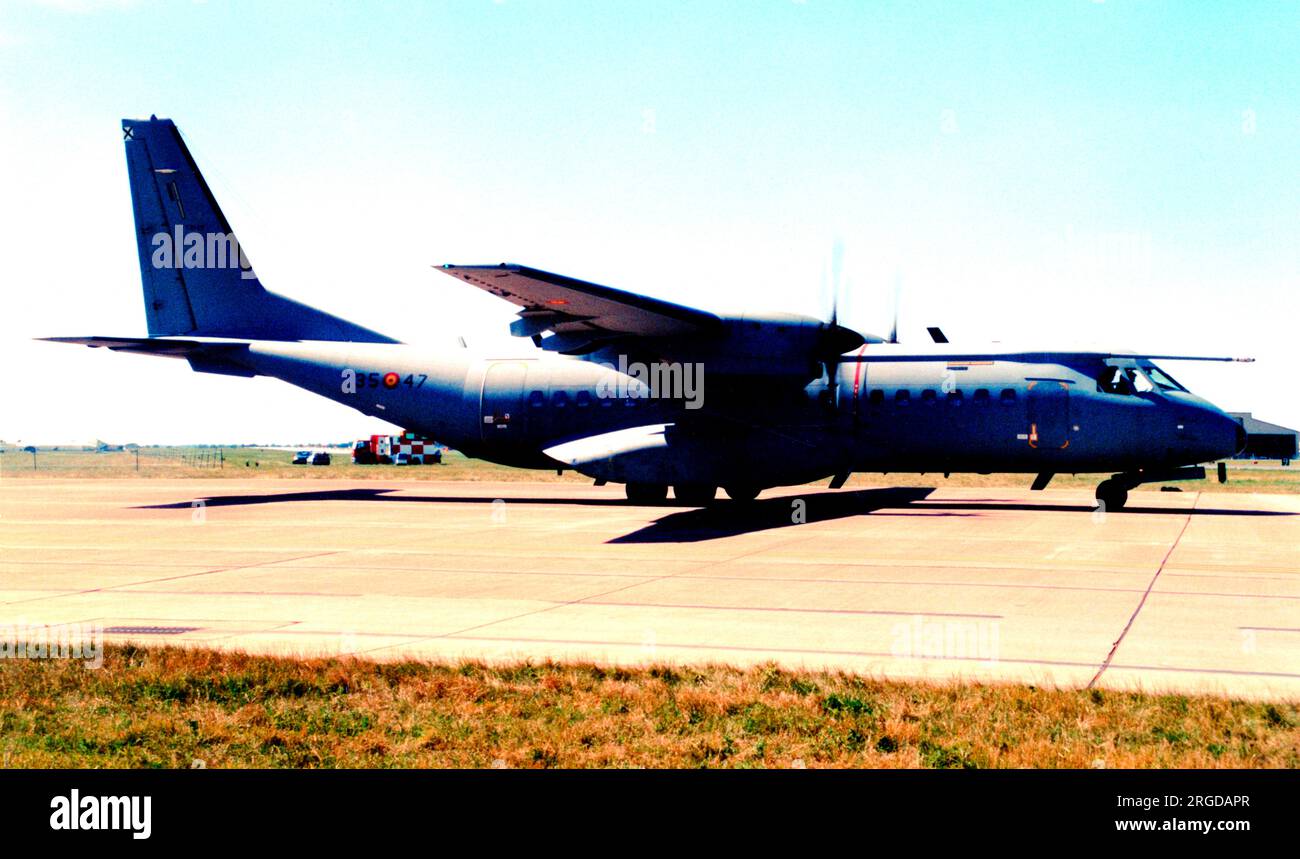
[352,433,444,465]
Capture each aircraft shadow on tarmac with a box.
[135,486,1294,544]
[134,487,629,509]
[608,492,1294,542]
[609,487,948,542]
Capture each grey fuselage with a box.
[228,339,1242,490]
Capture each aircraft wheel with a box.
[724,485,761,502]
[625,483,668,505]
[673,484,718,506]
[1095,479,1128,511]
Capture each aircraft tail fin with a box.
[122,116,397,343]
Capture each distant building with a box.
[1228,413,1297,463]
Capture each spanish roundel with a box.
[383,372,400,389]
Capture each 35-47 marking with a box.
[341,368,426,394]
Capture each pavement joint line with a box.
[49,554,1281,582]
[0,551,343,607]
[1087,492,1199,689]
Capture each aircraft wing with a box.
[438,264,722,353]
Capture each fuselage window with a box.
[1000,388,1017,403]
[868,389,884,406]
[895,389,911,405]
[552,390,568,408]
[973,388,990,404]
[528,390,545,408]
[921,389,937,404]
[946,390,963,406]
[575,390,592,407]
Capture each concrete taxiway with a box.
[1,478,1297,700]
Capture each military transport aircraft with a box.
[46,117,1251,510]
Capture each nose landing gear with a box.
[1094,478,1130,511]
[1094,465,1209,512]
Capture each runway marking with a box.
[1088,493,1197,689]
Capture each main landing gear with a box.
[723,485,761,502]
[624,483,763,505]
[624,483,668,504]
[673,484,717,506]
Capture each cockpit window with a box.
[1096,367,1135,395]
[1097,364,1175,396]
[1140,363,1185,392]
[1128,368,1155,393]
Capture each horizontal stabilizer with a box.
[40,336,255,376]
[41,336,210,356]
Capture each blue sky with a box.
[1,0,1296,444]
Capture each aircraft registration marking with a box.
[354,372,427,390]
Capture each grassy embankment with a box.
[1,646,1295,768]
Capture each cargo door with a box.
[1026,380,1071,450]
[480,362,527,444]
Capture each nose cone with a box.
[1206,408,1245,462]
[1172,395,1244,464]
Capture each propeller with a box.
[819,240,865,355]
[818,240,865,406]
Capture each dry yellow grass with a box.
[1,646,1295,768]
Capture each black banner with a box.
[2,768,1290,846]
